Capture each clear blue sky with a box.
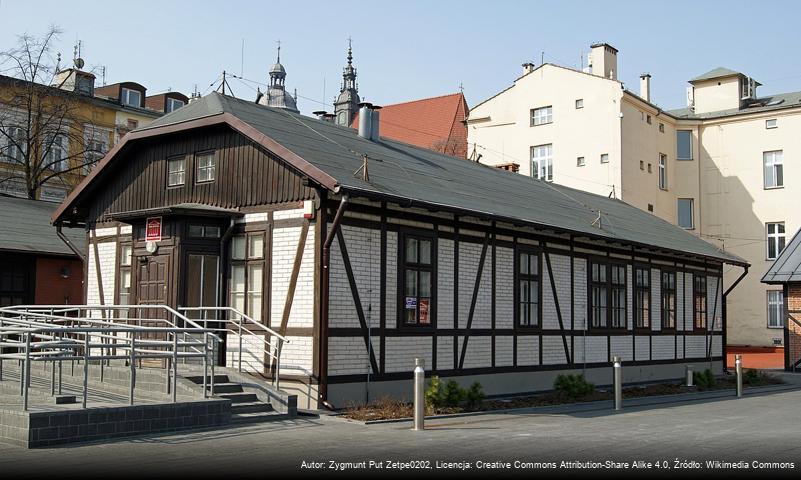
[2,0,800,114]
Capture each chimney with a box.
[589,43,618,80]
[639,73,651,102]
[358,103,382,141]
[313,111,337,123]
[522,62,535,75]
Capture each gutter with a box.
[56,223,86,263]
[721,264,749,372]
[319,194,349,410]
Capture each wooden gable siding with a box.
[88,125,316,222]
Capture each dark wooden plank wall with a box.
[88,125,315,223]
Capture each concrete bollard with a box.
[613,356,622,411]
[686,365,694,387]
[735,354,743,398]
[413,358,425,431]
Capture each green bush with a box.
[553,374,595,399]
[693,369,716,389]
[743,368,760,385]
[424,376,485,410]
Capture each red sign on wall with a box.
[145,217,162,242]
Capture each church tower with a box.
[256,42,299,113]
[334,40,360,126]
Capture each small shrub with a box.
[425,376,485,410]
[553,374,595,399]
[425,375,445,409]
[443,380,466,407]
[743,368,760,385]
[693,369,716,389]
[464,382,485,410]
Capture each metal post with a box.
[275,341,282,392]
[202,333,208,399]
[83,335,89,408]
[412,358,425,431]
[210,340,216,396]
[613,356,622,411]
[51,358,55,396]
[23,332,30,411]
[735,354,743,398]
[685,365,694,387]
[129,335,136,405]
[172,333,178,403]
[238,315,243,373]
[58,333,63,395]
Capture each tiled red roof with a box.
[351,92,468,158]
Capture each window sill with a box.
[764,186,784,191]
[530,122,553,127]
[767,325,784,330]
[676,158,694,161]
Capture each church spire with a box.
[334,38,360,126]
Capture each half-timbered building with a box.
[53,92,748,409]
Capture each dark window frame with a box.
[633,265,651,330]
[588,260,627,330]
[693,274,707,330]
[661,270,677,330]
[397,230,437,329]
[514,246,542,329]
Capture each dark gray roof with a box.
[144,93,745,265]
[763,228,801,284]
[0,195,84,256]
[690,67,743,83]
[668,90,801,120]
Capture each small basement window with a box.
[195,151,216,183]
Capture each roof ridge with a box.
[377,91,464,108]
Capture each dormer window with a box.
[121,88,142,107]
[166,98,185,113]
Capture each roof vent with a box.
[358,103,382,141]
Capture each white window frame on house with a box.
[530,106,553,126]
[600,153,609,164]
[766,118,778,129]
[577,156,585,167]
[44,132,68,172]
[677,198,694,229]
[195,151,216,183]
[230,233,265,323]
[767,290,784,329]
[766,222,786,260]
[763,150,783,189]
[2,125,27,163]
[575,99,584,109]
[531,144,553,181]
[167,156,186,187]
[658,153,667,190]
[677,130,693,160]
[83,126,110,174]
[121,88,142,108]
[166,97,185,113]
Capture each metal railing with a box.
[177,307,288,390]
[0,305,220,411]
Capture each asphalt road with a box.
[2,387,800,478]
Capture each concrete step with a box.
[183,374,230,385]
[230,411,290,425]
[209,383,243,394]
[231,401,274,414]
[219,392,259,404]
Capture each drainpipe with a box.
[56,222,86,263]
[215,217,237,364]
[721,264,749,373]
[319,194,349,409]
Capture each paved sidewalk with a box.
[1,380,800,477]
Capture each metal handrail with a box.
[0,306,220,411]
[178,306,287,390]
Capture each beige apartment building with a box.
[468,43,800,351]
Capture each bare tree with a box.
[431,137,466,158]
[0,26,104,199]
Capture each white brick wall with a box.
[273,208,305,220]
[495,247,514,329]
[684,272,694,331]
[516,336,539,366]
[495,335,514,367]
[652,336,675,360]
[460,336,491,369]
[610,336,633,361]
[542,335,568,365]
[329,225,381,329]
[573,258,588,330]
[386,231,398,327]
[543,254,571,330]
[328,336,380,375]
[436,239,454,330]
[436,336,454,370]
[676,272,685,331]
[457,242,483,329]
[707,275,722,331]
[686,335,706,358]
[384,337,432,373]
[270,226,316,329]
[635,336,650,361]
[574,335,607,364]
[86,239,116,308]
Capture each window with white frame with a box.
[658,153,667,190]
[195,151,216,183]
[229,233,265,322]
[766,222,786,260]
[167,156,186,186]
[600,153,609,164]
[83,126,109,174]
[677,198,694,229]
[767,290,784,328]
[2,126,27,163]
[531,144,553,181]
[766,118,777,129]
[166,97,185,113]
[530,106,553,126]
[575,99,584,109]
[763,150,783,189]
[677,130,693,160]
[121,88,142,107]
[44,133,68,172]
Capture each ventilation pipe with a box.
[522,62,535,74]
[358,102,382,141]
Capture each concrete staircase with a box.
[183,374,291,424]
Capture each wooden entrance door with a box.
[136,254,170,367]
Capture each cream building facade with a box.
[468,43,800,350]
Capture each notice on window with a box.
[146,217,162,242]
[419,299,430,324]
[405,297,417,310]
